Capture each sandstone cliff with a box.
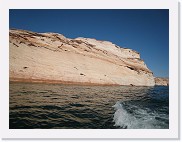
[155,77,169,86]
[9,29,155,86]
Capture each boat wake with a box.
[113,101,169,129]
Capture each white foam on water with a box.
[112,101,168,129]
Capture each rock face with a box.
[9,29,155,86]
[155,77,169,86]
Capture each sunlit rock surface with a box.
[9,29,155,86]
[155,77,169,86]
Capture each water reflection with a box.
[9,82,168,129]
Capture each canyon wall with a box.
[9,29,155,86]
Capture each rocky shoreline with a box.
[10,78,169,86]
[155,77,169,86]
[9,77,120,86]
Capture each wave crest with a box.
[113,101,168,129]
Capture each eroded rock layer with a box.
[9,29,155,86]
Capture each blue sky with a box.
[9,9,169,77]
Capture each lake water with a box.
[9,82,169,129]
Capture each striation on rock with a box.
[9,29,155,86]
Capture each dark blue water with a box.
[9,82,169,129]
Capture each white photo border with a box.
[0,0,179,139]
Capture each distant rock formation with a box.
[155,77,169,86]
[9,29,155,86]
